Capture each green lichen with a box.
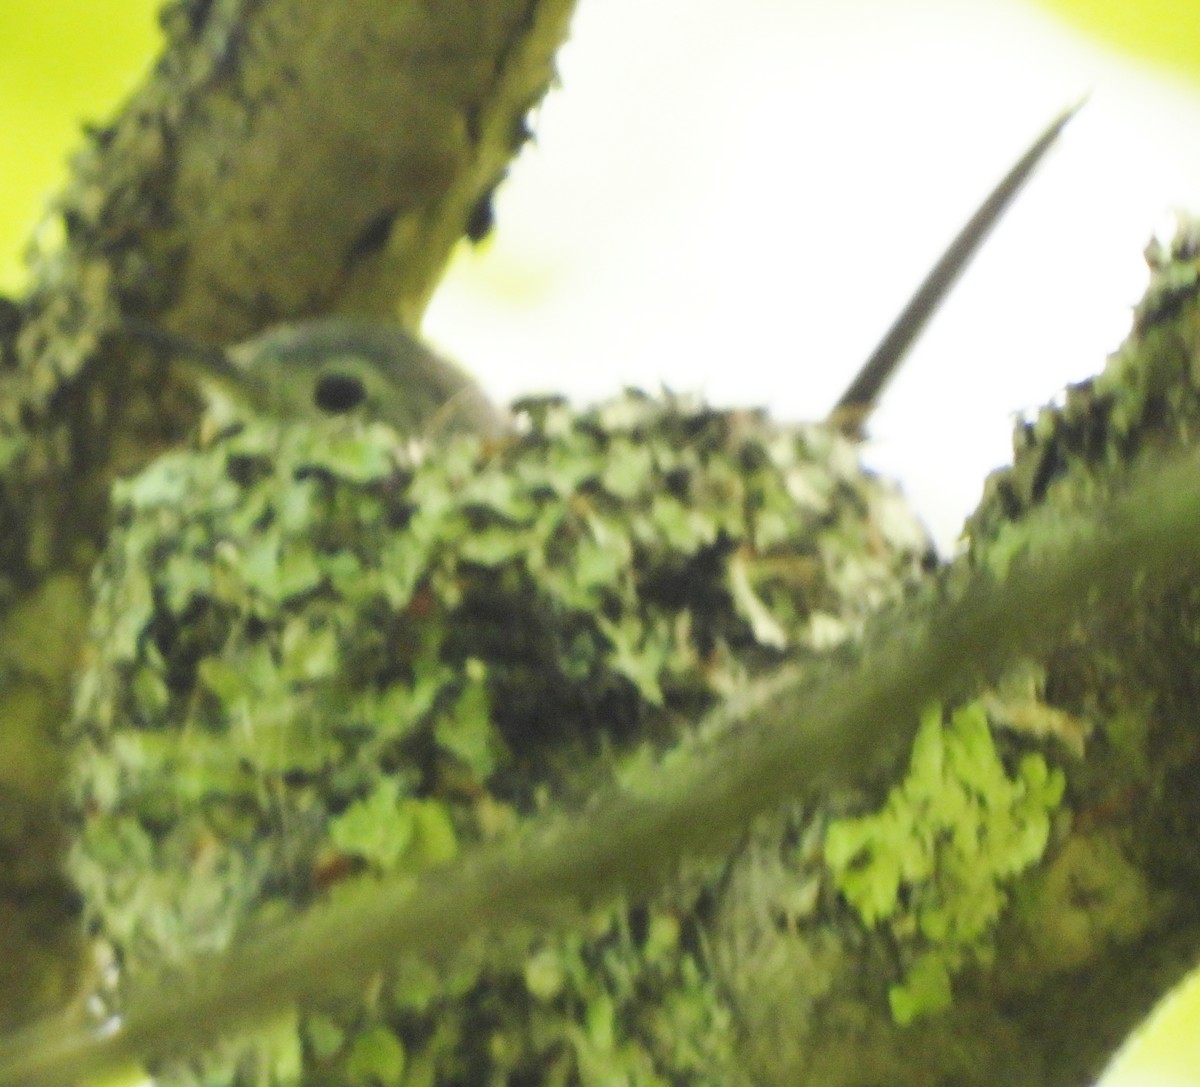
[825,701,1065,1024]
[67,390,930,1085]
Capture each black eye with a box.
[314,372,367,414]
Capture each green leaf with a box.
[196,655,248,707]
[257,1008,303,1086]
[350,682,432,744]
[115,451,207,510]
[459,467,538,521]
[0,432,26,473]
[161,550,214,615]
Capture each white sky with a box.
[425,0,1200,552]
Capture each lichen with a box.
[824,701,1066,1024]
[67,390,930,1085]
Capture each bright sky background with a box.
[426,0,1200,553]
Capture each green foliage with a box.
[825,701,1066,1024]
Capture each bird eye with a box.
[314,371,368,414]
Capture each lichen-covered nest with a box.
[68,390,944,1086]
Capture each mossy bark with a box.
[780,224,1200,1086]
[738,225,1200,1085]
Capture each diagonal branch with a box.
[3,438,1200,1087]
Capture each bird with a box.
[125,101,1082,445]
[123,315,511,439]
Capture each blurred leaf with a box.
[346,1025,405,1087]
[1034,0,1200,87]
[0,2,161,291]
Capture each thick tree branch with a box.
[2,436,1200,1087]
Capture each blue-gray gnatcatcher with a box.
[127,317,510,438]
[126,101,1080,442]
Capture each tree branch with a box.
[3,433,1200,1086]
